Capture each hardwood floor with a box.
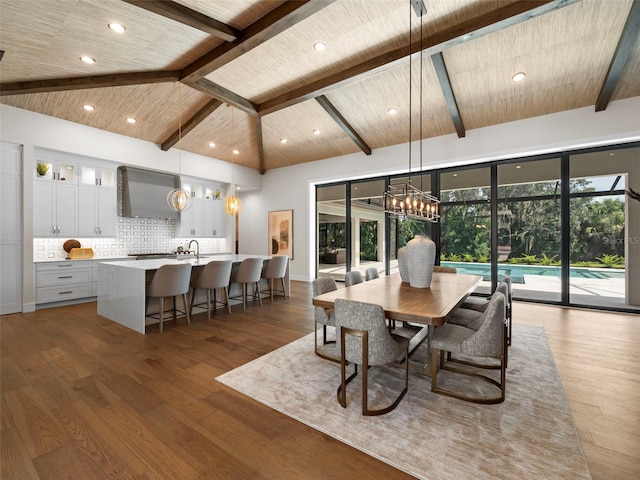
[1,281,638,480]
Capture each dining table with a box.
[312,271,482,374]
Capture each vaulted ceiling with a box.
[1,0,639,173]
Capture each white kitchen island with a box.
[97,254,287,334]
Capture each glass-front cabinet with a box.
[33,151,78,237]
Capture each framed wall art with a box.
[268,209,293,259]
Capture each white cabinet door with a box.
[1,143,22,314]
[177,203,194,237]
[34,180,57,236]
[203,199,215,236]
[98,187,116,236]
[213,200,226,237]
[78,185,98,236]
[190,198,204,236]
[34,180,78,237]
[55,182,78,237]
[78,186,116,236]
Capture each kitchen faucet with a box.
[188,239,200,260]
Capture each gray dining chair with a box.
[145,263,192,332]
[462,277,513,345]
[312,277,340,362]
[230,258,264,310]
[334,298,409,416]
[364,267,379,281]
[344,270,363,287]
[430,292,506,404]
[190,260,233,317]
[261,255,288,302]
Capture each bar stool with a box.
[230,258,264,310]
[145,263,192,332]
[190,260,233,318]
[261,255,288,302]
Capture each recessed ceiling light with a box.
[452,173,458,177]
[609,153,615,156]
[388,108,398,115]
[232,149,239,155]
[209,142,216,147]
[280,138,287,144]
[80,56,95,64]
[236,186,241,190]
[516,165,522,169]
[313,129,320,135]
[108,23,126,33]
[83,104,95,112]
[313,42,326,51]
[512,72,526,82]
[126,117,136,124]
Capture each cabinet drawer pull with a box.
[59,291,73,295]
[57,264,73,268]
[58,275,73,279]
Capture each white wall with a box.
[239,96,640,291]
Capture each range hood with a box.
[118,166,180,220]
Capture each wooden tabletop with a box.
[312,272,482,326]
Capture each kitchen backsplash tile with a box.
[34,217,226,260]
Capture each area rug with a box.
[216,324,591,480]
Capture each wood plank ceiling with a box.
[1,0,639,174]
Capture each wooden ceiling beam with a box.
[181,0,337,82]
[258,0,579,115]
[160,97,223,151]
[595,0,640,112]
[431,53,465,138]
[0,71,180,96]
[316,95,372,156]
[122,0,239,41]
[186,78,258,116]
[255,116,265,175]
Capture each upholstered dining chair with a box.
[344,270,363,287]
[334,298,409,416]
[261,255,288,302]
[365,267,380,281]
[312,277,340,362]
[230,258,264,310]
[189,260,233,318]
[461,276,513,345]
[430,292,506,404]
[145,263,192,332]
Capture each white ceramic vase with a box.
[406,235,436,288]
[397,247,409,282]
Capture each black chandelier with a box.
[383,0,440,223]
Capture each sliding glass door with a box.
[314,142,639,312]
[317,184,347,281]
[569,147,632,309]
[497,158,562,302]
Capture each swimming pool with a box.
[441,262,625,284]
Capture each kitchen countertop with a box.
[34,252,232,263]
[100,254,270,270]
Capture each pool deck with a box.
[318,261,639,311]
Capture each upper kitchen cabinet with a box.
[78,162,117,236]
[80,164,116,188]
[33,151,78,237]
[176,178,226,238]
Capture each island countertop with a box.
[97,254,288,334]
[99,254,272,270]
